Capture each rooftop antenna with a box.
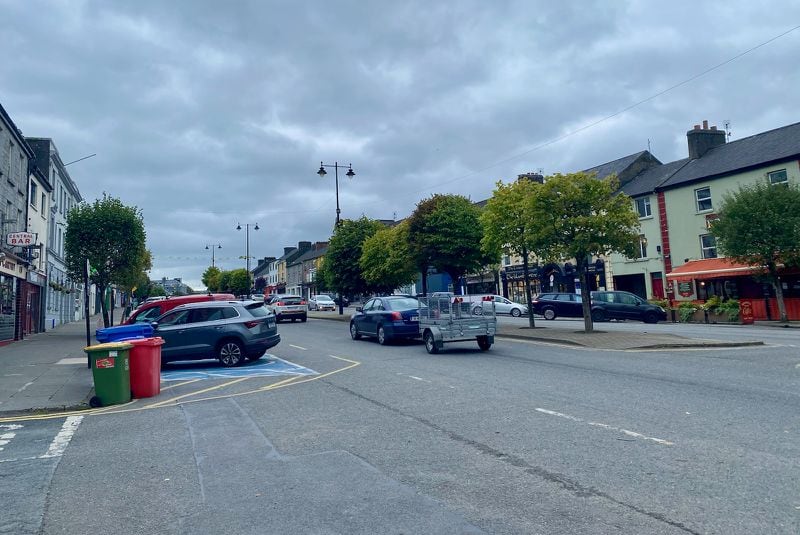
[724,120,732,140]
[647,138,651,152]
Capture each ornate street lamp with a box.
[317,161,355,227]
[205,243,221,267]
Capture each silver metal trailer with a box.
[418,296,497,354]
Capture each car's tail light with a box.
[276,301,284,306]
[244,320,260,328]
[390,311,402,321]
[300,300,306,305]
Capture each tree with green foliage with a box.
[532,172,640,332]
[481,179,548,327]
[225,269,251,296]
[254,276,266,292]
[325,217,386,313]
[64,195,148,327]
[711,182,800,323]
[407,194,486,295]
[360,221,418,294]
[216,270,232,294]
[202,266,222,292]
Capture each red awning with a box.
[666,258,764,281]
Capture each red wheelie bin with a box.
[127,337,164,398]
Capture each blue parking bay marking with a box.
[160,356,317,382]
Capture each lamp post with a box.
[237,223,259,293]
[317,161,355,227]
[205,243,221,267]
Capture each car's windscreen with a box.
[386,298,419,310]
[316,295,334,301]
[246,303,269,317]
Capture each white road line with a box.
[289,344,307,350]
[40,416,84,458]
[408,375,431,383]
[535,408,674,446]
[16,381,34,393]
[0,423,24,451]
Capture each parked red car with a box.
[123,293,236,325]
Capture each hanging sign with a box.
[6,232,35,246]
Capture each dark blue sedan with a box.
[349,296,421,345]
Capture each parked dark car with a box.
[531,292,584,320]
[590,291,667,324]
[333,295,350,307]
[152,300,280,367]
[350,296,421,345]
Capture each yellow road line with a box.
[0,355,362,421]
[159,378,202,391]
[144,377,251,408]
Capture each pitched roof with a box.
[620,158,690,197]
[658,121,800,189]
[290,246,327,265]
[583,151,650,180]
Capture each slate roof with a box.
[583,151,650,181]
[289,246,327,266]
[621,158,690,197]
[658,121,800,189]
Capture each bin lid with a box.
[127,337,164,347]
[84,342,134,352]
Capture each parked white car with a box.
[309,294,336,311]
[467,295,528,317]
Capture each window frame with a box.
[700,234,717,259]
[768,169,788,186]
[638,234,648,259]
[635,196,652,219]
[695,187,713,212]
[30,181,38,208]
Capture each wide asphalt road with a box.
[3,317,798,534]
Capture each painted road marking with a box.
[408,375,432,383]
[40,416,84,458]
[160,356,317,382]
[56,357,87,365]
[0,423,24,451]
[536,408,674,446]
[289,344,307,350]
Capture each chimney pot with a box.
[694,124,701,130]
[702,120,709,129]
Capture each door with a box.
[155,309,193,360]
[651,273,665,299]
[613,292,642,320]
[356,299,376,335]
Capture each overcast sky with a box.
[1,1,798,289]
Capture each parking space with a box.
[160,355,317,382]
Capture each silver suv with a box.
[266,294,308,323]
[153,300,280,367]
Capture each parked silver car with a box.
[266,294,308,322]
[153,300,280,367]
[309,294,336,311]
[468,295,528,317]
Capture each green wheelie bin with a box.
[84,342,133,408]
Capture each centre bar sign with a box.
[6,232,35,246]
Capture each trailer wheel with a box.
[424,331,439,354]
[477,336,492,351]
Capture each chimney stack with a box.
[687,120,726,159]
[517,172,544,184]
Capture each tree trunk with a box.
[448,271,463,296]
[98,283,110,328]
[578,258,593,333]
[771,266,788,323]
[522,248,536,328]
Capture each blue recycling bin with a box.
[96,323,154,343]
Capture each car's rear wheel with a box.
[377,325,389,345]
[591,309,606,322]
[472,306,483,315]
[350,322,361,340]
[511,308,522,317]
[543,307,556,320]
[300,315,307,322]
[477,336,491,351]
[643,311,658,324]
[424,331,439,354]
[218,340,244,367]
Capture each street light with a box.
[317,161,355,226]
[237,223,259,293]
[205,244,221,267]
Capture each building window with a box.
[768,169,788,185]
[695,187,712,212]
[41,193,46,217]
[502,255,511,266]
[700,234,717,259]
[30,181,38,208]
[635,197,652,218]
[638,234,648,259]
